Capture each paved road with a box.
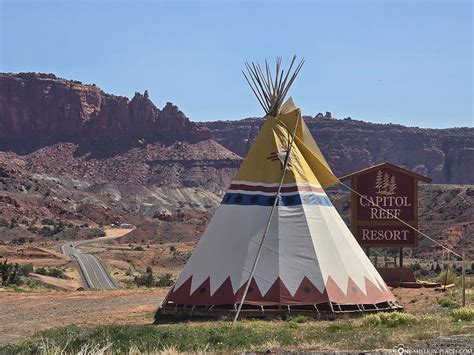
[61,235,121,290]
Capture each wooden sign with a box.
[340,163,431,248]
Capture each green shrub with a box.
[134,270,155,287]
[156,273,174,287]
[41,218,56,226]
[12,237,26,245]
[47,268,65,278]
[438,296,460,309]
[451,307,474,322]
[286,314,311,324]
[19,264,33,277]
[34,266,65,279]
[0,260,31,286]
[9,219,18,229]
[327,321,354,332]
[363,312,417,327]
[35,266,47,276]
[91,228,105,238]
[438,270,457,285]
[38,226,55,237]
[134,270,173,288]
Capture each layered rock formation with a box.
[0,72,472,184]
[0,72,211,143]
[206,119,473,184]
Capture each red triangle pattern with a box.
[165,275,395,306]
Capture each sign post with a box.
[340,163,431,286]
[462,251,466,307]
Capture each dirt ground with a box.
[391,287,446,313]
[0,288,168,345]
[0,286,458,346]
[1,227,470,347]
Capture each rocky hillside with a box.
[207,118,473,184]
[1,72,472,184]
[1,150,471,257]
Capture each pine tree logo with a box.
[375,170,396,195]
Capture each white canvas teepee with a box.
[157,58,400,319]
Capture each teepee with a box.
[156,57,401,320]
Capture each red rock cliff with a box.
[0,73,211,143]
[1,72,472,184]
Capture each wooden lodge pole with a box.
[462,251,466,307]
[399,247,404,268]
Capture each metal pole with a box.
[444,252,450,290]
[233,115,300,323]
[462,251,466,307]
[399,247,403,268]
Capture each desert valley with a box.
[0,72,472,352]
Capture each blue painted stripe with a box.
[221,192,333,207]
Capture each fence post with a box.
[462,251,466,307]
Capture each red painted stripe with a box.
[165,275,395,306]
[228,184,325,194]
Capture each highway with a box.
[60,234,124,290]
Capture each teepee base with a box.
[154,301,403,323]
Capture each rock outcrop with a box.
[0,72,211,143]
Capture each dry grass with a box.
[2,310,472,354]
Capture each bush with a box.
[134,271,155,287]
[363,312,417,327]
[286,314,311,324]
[48,268,65,278]
[41,218,56,226]
[34,266,65,279]
[327,321,354,332]
[91,228,105,238]
[0,260,22,286]
[438,296,460,309]
[19,264,33,277]
[11,237,26,245]
[133,270,174,288]
[0,218,9,227]
[451,307,474,322]
[156,273,174,287]
[411,262,421,271]
[35,266,47,276]
[134,246,144,251]
[38,226,55,237]
[438,270,457,285]
[9,219,18,229]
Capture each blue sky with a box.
[1,0,472,128]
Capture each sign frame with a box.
[340,163,431,248]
